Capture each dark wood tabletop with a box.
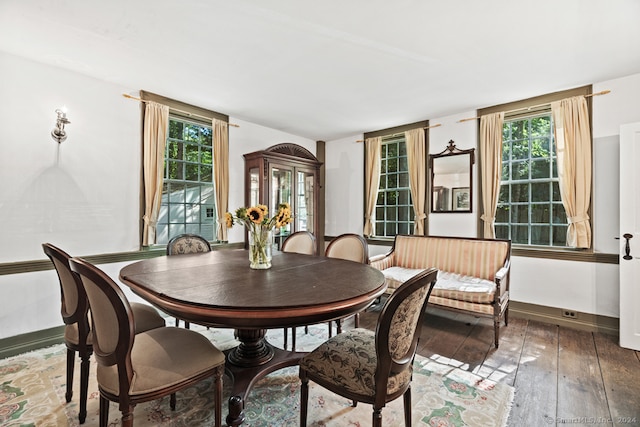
[119,248,386,426]
[119,248,386,329]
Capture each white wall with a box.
[0,51,314,339]
[325,74,640,319]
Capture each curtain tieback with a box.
[568,213,590,224]
[416,213,427,220]
[480,214,495,223]
[142,215,156,227]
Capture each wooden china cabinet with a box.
[243,143,322,254]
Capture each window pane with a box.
[531,138,550,158]
[553,225,567,246]
[496,204,509,222]
[185,163,199,181]
[531,225,550,245]
[553,203,567,223]
[511,204,528,223]
[531,182,550,202]
[512,225,529,244]
[531,203,551,223]
[531,159,550,179]
[495,225,509,240]
[512,183,529,202]
[398,222,409,235]
[512,139,529,160]
[511,160,529,180]
[386,207,397,221]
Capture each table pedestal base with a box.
[224,329,304,427]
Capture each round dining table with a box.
[119,248,386,426]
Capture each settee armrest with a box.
[494,260,511,297]
[369,252,394,271]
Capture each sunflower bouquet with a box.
[225,203,292,269]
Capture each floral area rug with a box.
[0,324,513,427]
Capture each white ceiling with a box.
[1,0,639,141]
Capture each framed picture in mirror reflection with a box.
[452,187,470,211]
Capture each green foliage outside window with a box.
[495,114,567,247]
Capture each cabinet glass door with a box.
[296,171,315,233]
[249,167,260,207]
[271,166,292,233]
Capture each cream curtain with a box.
[363,136,382,236]
[142,102,169,246]
[213,119,229,242]
[405,128,426,235]
[480,112,505,239]
[551,96,592,248]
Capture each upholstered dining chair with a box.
[42,243,166,424]
[280,231,317,350]
[166,233,212,255]
[69,257,226,427]
[324,233,369,335]
[166,233,212,328]
[299,267,438,427]
[280,230,317,255]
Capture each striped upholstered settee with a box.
[369,234,511,347]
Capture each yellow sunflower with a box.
[246,206,265,224]
[224,212,234,228]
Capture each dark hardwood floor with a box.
[358,306,640,426]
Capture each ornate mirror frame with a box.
[429,140,475,213]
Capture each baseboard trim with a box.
[510,301,619,336]
[1,302,620,360]
[0,326,65,360]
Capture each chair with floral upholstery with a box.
[166,233,212,328]
[69,257,225,427]
[166,233,212,255]
[42,243,166,424]
[299,267,438,427]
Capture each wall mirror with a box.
[430,140,475,213]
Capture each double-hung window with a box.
[375,134,413,237]
[482,85,592,250]
[495,113,567,246]
[155,116,216,244]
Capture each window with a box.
[155,116,215,244]
[374,135,413,237]
[495,113,567,247]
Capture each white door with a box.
[620,122,640,350]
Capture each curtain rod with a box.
[457,90,611,123]
[122,94,239,127]
[356,123,441,142]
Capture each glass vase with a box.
[248,227,273,269]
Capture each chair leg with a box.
[292,327,297,351]
[372,407,383,427]
[79,351,90,423]
[300,370,309,427]
[403,386,412,427]
[170,393,177,410]
[328,321,333,338]
[185,321,190,329]
[494,317,500,348]
[65,348,74,403]
[214,366,223,427]
[354,312,360,328]
[283,327,288,349]
[99,395,109,427]
[120,405,134,427]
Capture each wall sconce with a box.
[51,108,71,143]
